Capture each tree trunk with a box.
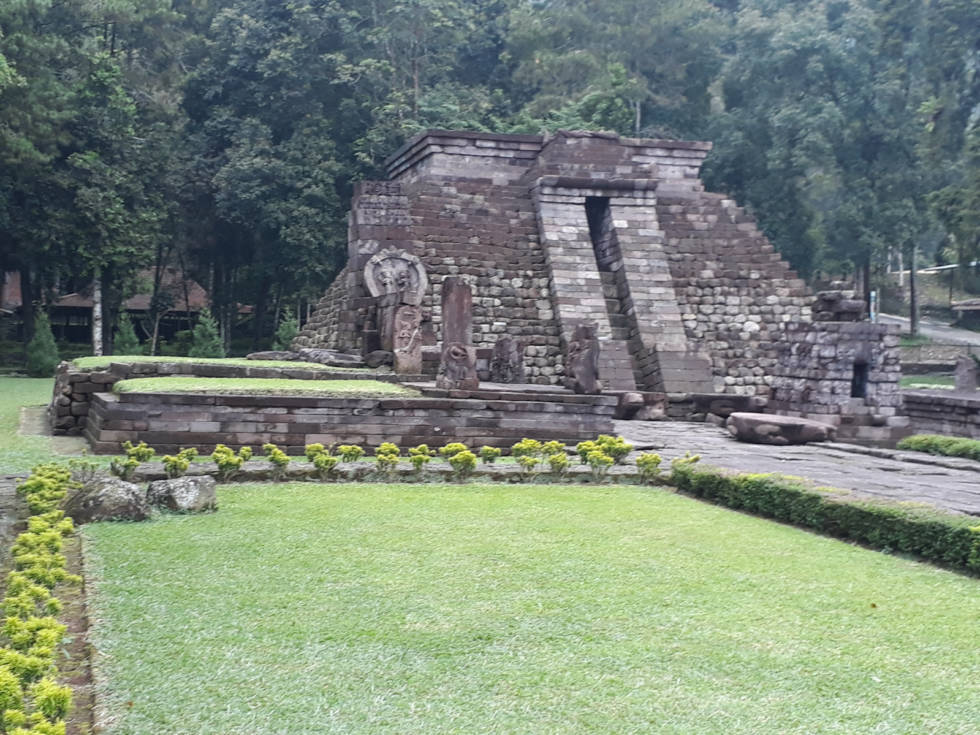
[862,253,872,313]
[91,270,103,356]
[909,245,919,338]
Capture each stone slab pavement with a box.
[616,420,980,517]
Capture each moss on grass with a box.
[71,355,366,372]
[112,377,418,397]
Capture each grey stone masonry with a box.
[298,129,816,394]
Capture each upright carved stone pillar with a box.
[436,277,479,390]
[489,334,526,383]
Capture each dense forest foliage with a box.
[1,0,977,352]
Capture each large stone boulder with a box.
[147,476,217,513]
[296,348,365,367]
[726,412,836,446]
[63,478,149,524]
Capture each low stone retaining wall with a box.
[48,360,420,436]
[84,388,617,455]
[904,391,980,439]
[900,344,980,375]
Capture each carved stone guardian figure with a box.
[392,304,423,374]
[363,248,428,373]
[565,322,601,394]
[489,334,526,384]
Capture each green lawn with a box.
[71,355,365,371]
[113,377,418,397]
[900,375,956,390]
[84,483,980,735]
[0,376,57,475]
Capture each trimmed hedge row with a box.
[669,464,980,573]
[896,434,980,462]
[3,464,80,735]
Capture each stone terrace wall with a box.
[903,391,980,439]
[48,360,411,436]
[84,389,617,455]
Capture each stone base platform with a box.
[83,385,617,455]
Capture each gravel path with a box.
[616,420,980,516]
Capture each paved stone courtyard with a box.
[616,420,980,516]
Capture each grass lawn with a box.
[72,355,366,371]
[0,376,57,475]
[112,377,418,397]
[84,483,980,735]
[900,375,956,390]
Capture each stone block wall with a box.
[903,391,980,439]
[768,322,905,442]
[84,388,617,455]
[298,129,815,393]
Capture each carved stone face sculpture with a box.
[364,248,428,306]
[436,341,479,390]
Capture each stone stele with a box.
[435,276,478,390]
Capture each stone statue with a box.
[954,355,978,393]
[364,248,428,306]
[363,248,428,373]
[436,342,479,390]
[392,304,422,374]
[489,335,526,383]
[565,322,601,394]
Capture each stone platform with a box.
[83,386,617,455]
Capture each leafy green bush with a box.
[375,451,400,480]
[338,445,364,463]
[669,463,980,573]
[108,457,139,482]
[375,442,400,457]
[587,450,614,481]
[408,444,433,458]
[542,441,565,456]
[263,444,290,480]
[478,446,501,465]
[211,444,251,481]
[439,442,468,459]
[29,678,71,720]
[575,440,599,464]
[161,454,188,479]
[547,452,568,477]
[272,312,299,351]
[188,307,225,359]
[636,453,662,484]
[448,450,477,480]
[24,313,59,378]
[113,311,140,355]
[511,438,542,458]
[304,443,329,462]
[122,441,156,463]
[312,453,339,480]
[517,455,541,481]
[595,435,633,464]
[897,434,980,461]
[409,452,431,475]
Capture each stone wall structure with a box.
[296,129,811,395]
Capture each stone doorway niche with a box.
[851,360,869,399]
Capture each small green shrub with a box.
[575,440,599,464]
[408,444,433,458]
[29,678,71,720]
[439,442,468,459]
[24,313,59,378]
[312,453,339,480]
[547,452,568,477]
[670,452,701,473]
[338,445,364,463]
[211,444,250,481]
[596,435,633,464]
[542,441,565,456]
[478,446,502,464]
[511,438,542,458]
[188,307,225,358]
[272,312,299,351]
[517,455,541,481]
[113,311,140,355]
[161,454,189,479]
[265,447,290,481]
[636,453,662,484]
[304,443,328,462]
[0,666,23,714]
[448,449,477,480]
[375,451,400,479]
[108,457,139,482]
[122,441,156,462]
[409,452,431,474]
[375,442,400,457]
[587,450,614,481]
